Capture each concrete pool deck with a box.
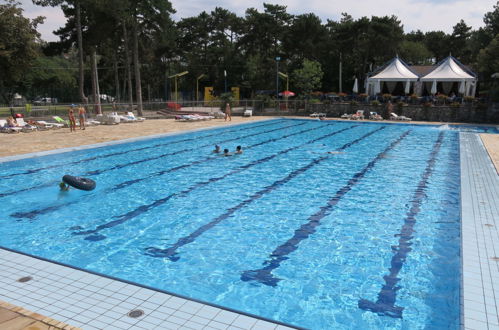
[460,133,499,330]
[0,117,498,329]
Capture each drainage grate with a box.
[17,276,33,283]
[127,309,144,318]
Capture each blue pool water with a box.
[0,119,462,329]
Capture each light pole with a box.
[196,74,206,103]
[275,57,281,99]
[168,71,189,104]
[278,71,289,109]
[160,56,168,101]
[224,70,227,93]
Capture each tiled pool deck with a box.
[0,248,297,330]
[460,133,499,330]
[0,129,497,329]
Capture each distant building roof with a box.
[409,66,435,77]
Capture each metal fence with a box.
[2,99,497,123]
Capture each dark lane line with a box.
[73,125,358,240]
[240,130,411,287]
[144,127,386,261]
[83,122,307,176]
[2,121,305,200]
[358,131,445,319]
[0,120,282,180]
[11,122,327,219]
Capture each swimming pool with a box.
[0,119,462,329]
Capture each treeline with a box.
[1,0,499,112]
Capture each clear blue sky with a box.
[20,0,494,42]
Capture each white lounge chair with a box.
[210,110,225,119]
[340,113,352,119]
[96,113,120,125]
[16,118,37,132]
[369,112,383,120]
[390,113,412,121]
[126,112,145,121]
[0,120,22,133]
[310,112,326,118]
[37,120,63,129]
[351,110,364,120]
[243,109,253,117]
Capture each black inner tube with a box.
[63,175,96,191]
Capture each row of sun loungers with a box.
[0,112,146,133]
[175,114,214,121]
[340,110,411,121]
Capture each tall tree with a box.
[33,0,88,103]
[0,0,43,103]
[291,59,323,96]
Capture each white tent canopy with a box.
[368,57,419,81]
[366,57,419,95]
[420,56,477,96]
[420,56,475,82]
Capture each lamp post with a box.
[224,70,227,93]
[275,57,281,99]
[278,71,289,109]
[196,74,206,104]
[160,56,168,101]
[168,71,189,104]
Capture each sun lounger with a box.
[36,120,64,129]
[351,110,364,120]
[369,112,383,120]
[16,118,37,132]
[27,120,53,130]
[310,112,326,118]
[209,111,225,119]
[0,120,22,133]
[126,112,145,122]
[390,113,412,121]
[53,116,69,127]
[96,113,120,125]
[243,109,253,117]
[341,113,352,119]
[175,114,213,121]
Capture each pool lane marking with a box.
[239,130,411,287]
[357,131,445,319]
[143,127,386,261]
[84,122,308,176]
[2,121,306,199]
[73,125,358,239]
[11,122,333,219]
[0,120,282,180]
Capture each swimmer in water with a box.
[59,182,69,191]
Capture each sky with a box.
[20,0,496,42]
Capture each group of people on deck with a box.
[68,104,86,132]
[213,145,243,156]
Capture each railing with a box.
[1,99,497,123]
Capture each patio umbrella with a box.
[431,80,437,95]
[459,80,465,95]
[352,78,359,93]
[279,91,295,97]
[405,80,411,94]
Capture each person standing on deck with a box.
[78,105,86,130]
[385,101,394,120]
[225,103,232,121]
[68,106,76,132]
